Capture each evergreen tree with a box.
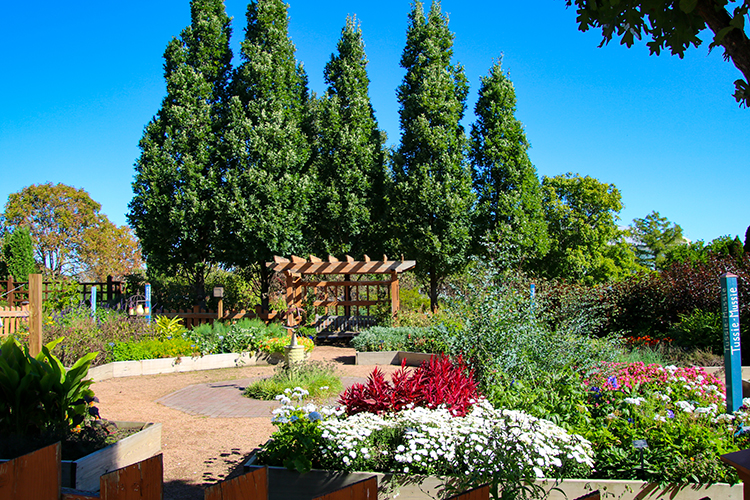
[470,60,548,268]
[128,0,232,303]
[222,0,311,309]
[307,15,388,257]
[744,225,750,254]
[1,227,36,280]
[392,1,474,311]
[629,211,686,270]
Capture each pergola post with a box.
[390,271,400,317]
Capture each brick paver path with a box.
[157,376,365,418]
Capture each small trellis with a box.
[267,255,416,336]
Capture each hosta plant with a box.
[0,336,100,458]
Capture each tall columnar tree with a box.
[629,211,686,270]
[392,1,474,311]
[128,0,233,303]
[222,0,311,309]
[538,173,639,283]
[307,16,389,258]
[470,60,549,268]
[1,227,37,280]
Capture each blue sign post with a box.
[90,286,97,317]
[721,273,742,413]
[144,283,152,324]
[530,283,536,311]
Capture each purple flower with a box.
[608,376,618,389]
[667,410,675,419]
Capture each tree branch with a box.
[696,0,750,106]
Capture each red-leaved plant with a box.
[339,355,479,417]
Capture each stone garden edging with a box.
[86,351,287,382]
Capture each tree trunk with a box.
[193,266,206,307]
[696,0,750,104]
[429,266,439,313]
[259,260,271,312]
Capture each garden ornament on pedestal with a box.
[284,306,307,364]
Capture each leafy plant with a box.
[109,337,197,361]
[153,315,187,339]
[256,388,325,474]
[39,306,154,366]
[668,309,723,352]
[0,336,97,442]
[340,355,479,417]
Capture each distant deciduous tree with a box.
[392,0,474,312]
[129,0,233,303]
[538,173,639,283]
[629,211,686,270]
[470,60,549,268]
[78,222,144,281]
[2,183,100,277]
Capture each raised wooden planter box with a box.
[355,350,435,366]
[245,454,742,500]
[63,421,162,492]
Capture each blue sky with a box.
[1,1,748,244]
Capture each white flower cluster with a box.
[317,399,594,479]
[624,397,646,406]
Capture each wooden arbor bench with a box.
[268,255,416,339]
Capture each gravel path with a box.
[91,345,401,500]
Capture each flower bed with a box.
[254,355,750,498]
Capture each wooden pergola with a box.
[267,255,416,334]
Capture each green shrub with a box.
[110,337,197,361]
[184,318,282,354]
[259,335,314,354]
[444,259,623,390]
[668,309,723,352]
[39,306,153,367]
[350,327,412,351]
[244,361,341,401]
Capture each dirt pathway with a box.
[91,346,399,500]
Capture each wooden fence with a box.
[1,276,125,308]
[0,305,29,337]
[154,306,279,328]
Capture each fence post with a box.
[7,275,15,307]
[107,275,114,302]
[29,274,43,357]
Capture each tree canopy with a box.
[564,0,750,107]
[221,0,312,308]
[306,15,389,258]
[537,173,639,283]
[470,60,549,268]
[128,0,233,302]
[392,0,474,311]
[629,211,686,270]
[3,183,141,280]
